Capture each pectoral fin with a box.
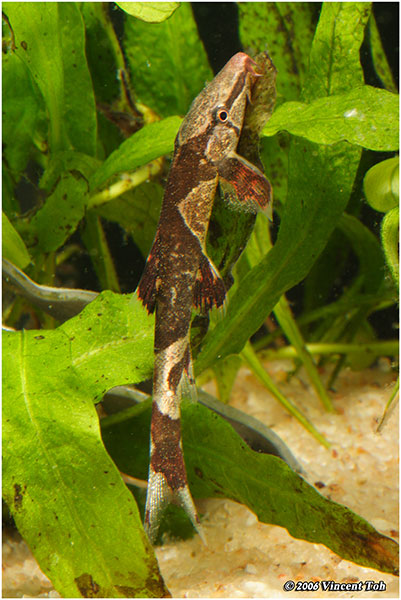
[217,152,273,219]
[193,254,226,311]
[137,234,161,314]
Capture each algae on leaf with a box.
[2,293,167,598]
[263,86,399,151]
[124,2,213,118]
[3,3,97,155]
[116,2,179,23]
[90,117,181,191]
[102,401,399,576]
[195,2,373,374]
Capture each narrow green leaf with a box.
[238,3,316,211]
[369,13,398,93]
[238,2,315,102]
[2,51,41,176]
[124,2,212,117]
[90,116,182,191]
[261,341,399,362]
[338,213,385,294]
[95,182,164,258]
[196,2,368,374]
[3,3,67,152]
[304,2,371,99]
[3,3,97,156]
[102,401,399,575]
[263,86,399,151]
[57,3,97,156]
[241,343,330,447]
[3,292,163,597]
[117,2,179,22]
[2,212,31,269]
[377,378,399,432]
[273,297,334,412]
[81,214,121,293]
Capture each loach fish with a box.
[137,52,273,542]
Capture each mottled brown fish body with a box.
[137,52,272,542]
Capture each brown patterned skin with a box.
[137,52,272,543]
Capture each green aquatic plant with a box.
[3,2,399,597]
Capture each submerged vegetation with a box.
[3,2,399,597]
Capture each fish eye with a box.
[217,109,229,122]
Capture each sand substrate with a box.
[3,361,399,598]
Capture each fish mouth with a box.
[230,52,262,78]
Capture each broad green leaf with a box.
[3,3,67,152]
[364,157,399,212]
[117,2,179,22]
[238,2,316,103]
[80,3,120,106]
[304,2,371,100]
[90,116,182,191]
[212,354,242,404]
[124,2,212,117]
[2,212,31,269]
[381,207,399,289]
[238,3,316,213]
[39,150,101,192]
[21,151,99,254]
[95,182,164,258]
[196,2,367,374]
[3,3,97,156]
[28,173,88,254]
[2,51,41,176]
[2,292,165,597]
[57,3,97,156]
[102,401,399,575]
[263,86,399,151]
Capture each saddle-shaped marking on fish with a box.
[137,52,272,542]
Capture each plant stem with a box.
[274,296,334,412]
[241,342,330,448]
[260,340,399,361]
[87,159,163,209]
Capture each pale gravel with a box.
[3,361,399,598]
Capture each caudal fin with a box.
[145,467,205,544]
[145,402,205,543]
